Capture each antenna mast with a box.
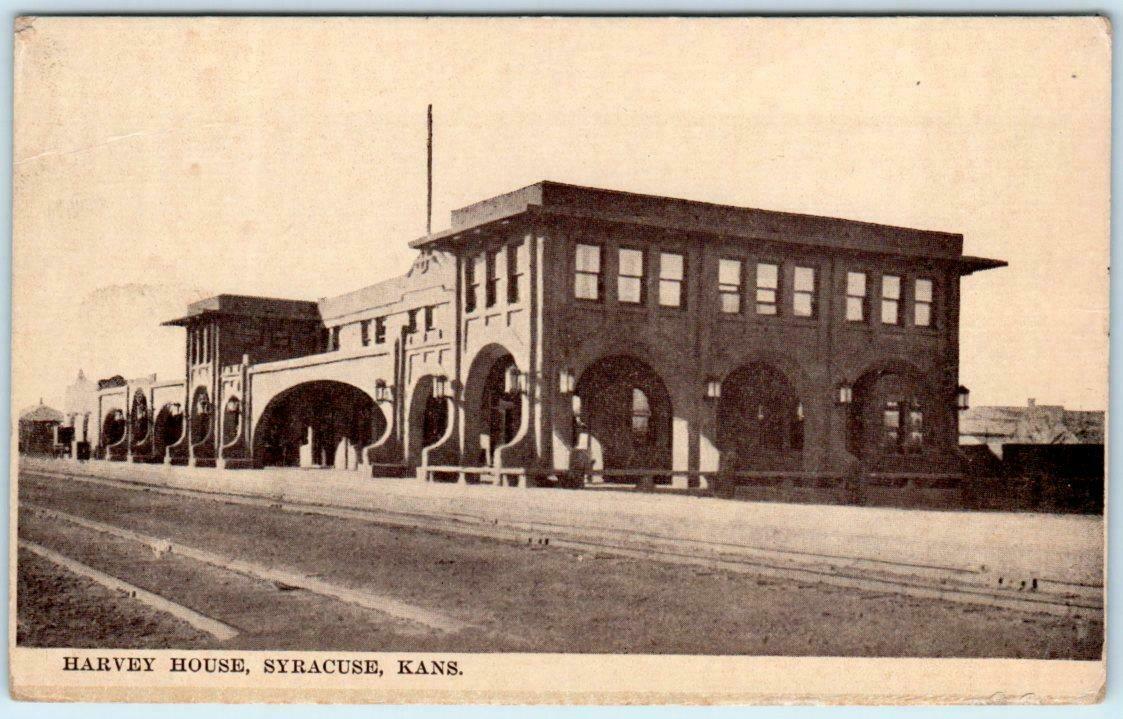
[426,104,433,237]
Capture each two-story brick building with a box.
[83,181,1004,490]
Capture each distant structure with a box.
[62,369,97,458]
[959,398,1104,456]
[18,400,64,455]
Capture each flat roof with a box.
[163,294,321,327]
[411,181,1007,273]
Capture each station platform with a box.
[20,457,1103,607]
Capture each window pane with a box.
[882,274,901,299]
[660,252,684,280]
[847,271,866,296]
[881,299,899,324]
[719,258,741,286]
[915,278,933,303]
[659,279,682,307]
[756,288,776,304]
[794,266,815,292]
[632,388,650,414]
[846,296,864,321]
[619,276,642,304]
[575,274,599,300]
[757,263,778,289]
[576,244,600,272]
[619,248,644,277]
[720,291,741,314]
[793,293,813,317]
[915,303,931,327]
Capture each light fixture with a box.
[504,365,526,394]
[375,379,394,403]
[559,368,576,394]
[837,382,853,405]
[956,385,970,411]
[432,375,449,400]
[704,376,722,400]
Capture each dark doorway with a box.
[253,381,384,469]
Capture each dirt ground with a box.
[18,473,1103,658]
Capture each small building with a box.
[19,400,64,456]
[959,399,1105,457]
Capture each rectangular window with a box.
[793,266,817,318]
[906,403,924,451]
[658,252,685,307]
[424,305,435,332]
[846,271,867,322]
[374,317,386,344]
[330,326,340,351]
[914,278,934,327]
[507,241,523,304]
[881,274,901,324]
[882,400,900,449]
[360,320,371,346]
[485,249,499,308]
[406,309,418,335]
[465,254,479,313]
[574,243,602,300]
[756,262,779,315]
[718,258,742,314]
[617,248,645,304]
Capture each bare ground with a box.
[17,473,1103,658]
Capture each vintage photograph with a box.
[9,16,1108,703]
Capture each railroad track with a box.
[20,467,1103,619]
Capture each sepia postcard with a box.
[8,15,1109,704]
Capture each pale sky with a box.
[12,17,1110,414]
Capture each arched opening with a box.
[575,355,673,476]
[130,392,149,446]
[153,403,184,458]
[102,409,126,446]
[190,387,212,445]
[407,376,451,464]
[462,347,525,467]
[253,380,385,469]
[223,396,242,445]
[849,367,935,471]
[717,363,804,471]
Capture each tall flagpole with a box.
[426,104,433,237]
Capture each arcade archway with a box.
[407,376,451,465]
[153,403,184,459]
[253,380,385,469]
[717,363,804,471]
[463,346,525,467]
[102,409,126,447]
[130,392,150,447]
[849,366,934,470]
[575,355,673,475]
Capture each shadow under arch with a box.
[406,375,452,466]
[848,360,945,472]
[575,354,673,476]
[153,402,185,461]
[717,362,804,471]
[462,344,524,468]
[252,380,385,469]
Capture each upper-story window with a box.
[881,274,902,325]
[507,241,523,304]
[618,248,645,304]
[465,254,479,313]
[658,252,685,308]
[914,278,934,327]
[485,249,499,308]
[360,320,371,346]
[718,259,742,314]
[406,309,418,335]
[574,243,602,301]
[329,326,341,351]
[756,262,779,315]
[793,266,817,318]
[374,317,386,344]
[846,271,867,322]
[424,305,435,332]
